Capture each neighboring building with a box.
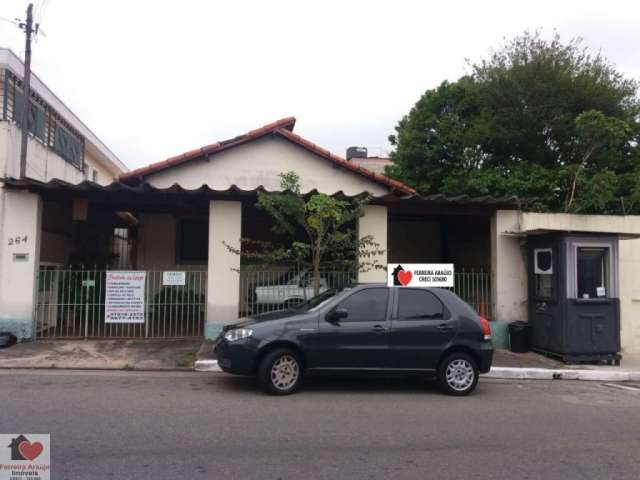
[0,48,127,339]
[345,146,391,174]
[0,49,126,183]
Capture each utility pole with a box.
[18,3,36,179]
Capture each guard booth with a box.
[527,233,621,364]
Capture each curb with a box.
[194,362,640,381]
[194,359,222,372]
[0,366,194,372]
[485,366,640,382]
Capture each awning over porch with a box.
[1,177,521,212]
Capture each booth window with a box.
[534,248,554,298]
[577,247,608,299]
[176,218,208,263]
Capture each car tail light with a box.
[480,315,491,340]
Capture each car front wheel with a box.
[438,353,479,396]
[258,348,302,395]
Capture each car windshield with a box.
[291,288,344,311]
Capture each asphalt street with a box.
[1,370,639,480]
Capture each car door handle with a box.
[371,325,387,333]
[437,324,454,333]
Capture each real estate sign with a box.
[387,263,454,288]
[105,271,146,323]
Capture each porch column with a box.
[0,189,42,341]
[206,200,242,339]
[490,209,527,328]
[357,204,388,283]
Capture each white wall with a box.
[0,190,42,340]
[206,200,242,338]
[491,210,528,323]
[145,136,390,196]
[519,212,640,236]
[358,205,388,283]
[619,239,640,355]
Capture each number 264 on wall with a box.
[7,235,28,246]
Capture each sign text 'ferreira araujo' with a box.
[387,264,454,287]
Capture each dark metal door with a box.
[528,239,562,353]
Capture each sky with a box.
[1,0,639,171]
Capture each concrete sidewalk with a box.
[489,349,640,382]
[0,339,201,370]
[3,339,640,382]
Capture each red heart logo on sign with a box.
[397,270,413,286]
[18,441,44,461]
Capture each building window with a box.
[577,247,608,299]
[92,169,99,183]
[1,68,85,169]
[176,218,208,264]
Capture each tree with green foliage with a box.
[225,172,384,295]
[387,31,640,214]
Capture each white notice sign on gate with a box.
[105,271,146,323]
[162,271,186,286]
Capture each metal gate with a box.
[35,268,207,338]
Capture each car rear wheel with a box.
[438,353,478,396]
[258,348,302,395]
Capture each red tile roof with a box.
[120,117,415,194]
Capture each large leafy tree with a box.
[387,31,640,213]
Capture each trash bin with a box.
[508,321,531,353]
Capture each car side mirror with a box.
[326,308,348,325]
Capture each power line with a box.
[35,0,50,26]
[0,16,19,26]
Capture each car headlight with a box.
[224,328,253,342]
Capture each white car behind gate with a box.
[254,271,329,308]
